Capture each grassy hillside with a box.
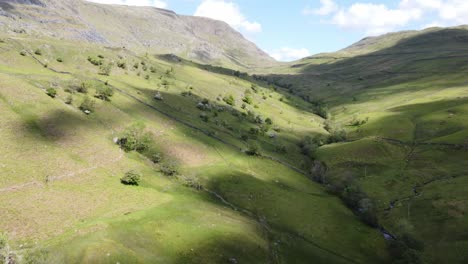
[0,34,390,264]
[259,27,468,263]
[0,0,276,69]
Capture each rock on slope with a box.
[0,0,275,68]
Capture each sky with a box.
[86,0,468,61]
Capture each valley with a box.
[0,1,467,263]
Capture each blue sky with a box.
[87,0,468,61]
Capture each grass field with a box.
[0,34,391,263]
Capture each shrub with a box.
[79,96,96,114]
[223,94,235,106]
[265,118,273,125]
[99,63,113,76]
[160,162,178,176]
[56,58,63,63]
[149,152,162,164]
[34,49,42,55]
[121,170,141,186]
[20,50,27,56]
[349,116,369,126]
[298,135,327,159]
[118,122,153,153]
[199,112,209,122]
[46,88,57,98]
[251,84,258,93]
[65,95,73,105]
[117,61,127,69]
[254,115,264,124]
[328,129,347,143]
[245,142,261,156]
[242,95,253,105]
[274,144,287,153]
[249,127,260,136]
[75,81,91,94]
[87,56,103,66]
[95,85,114,101]
[0,232,7,249]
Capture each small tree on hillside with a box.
[79,96,96,114]
[95,85,114,101]
[46,88,57,98]
[121,170,141,186]
[118,122,153,153]
[223,94,235,106]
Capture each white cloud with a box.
[303,0,338,16]
[85,0,167,8]
[269,47,311,62]
[194,0,262,33]
[331,3,422,35]
[305,0,468,36]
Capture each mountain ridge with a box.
[0,0,275,68]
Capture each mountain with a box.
[0,0,275,68]
[0,0,467,262]
[258,26,468,263]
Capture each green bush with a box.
[87,56,103,66]
[242,95,253,104]
[149,152,162,164]
[94,85,114,101]
[75,81,93,94]
[160,162,179,176]
[99,63,113,76]
[20,50,27,56]
[46,88,57,98]
[274,144,287,153]
[121,170,141,186]
[79,96,96,114]
[245,142,261,156]
[56,58,63,63]
[65,95,73,105]
[117,61,127,69]
[223,94,235,106]
[34,49,42,55]
[0,232,7,249]
[118,122,153,153]
[298,135,327,158]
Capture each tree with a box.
[118,122,153,153]
[245,142,261,156]
[46,88,57,98]
[99,63,113,76]
[34,49,42,55]
[160,162,179,176]
[79,96,95,114]
[223,94,235,106]
[121,170,141,186]
[242,95,253,105]
[94,85,114,101]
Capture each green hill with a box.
[0,1,467,263]
[258,26,468,263]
